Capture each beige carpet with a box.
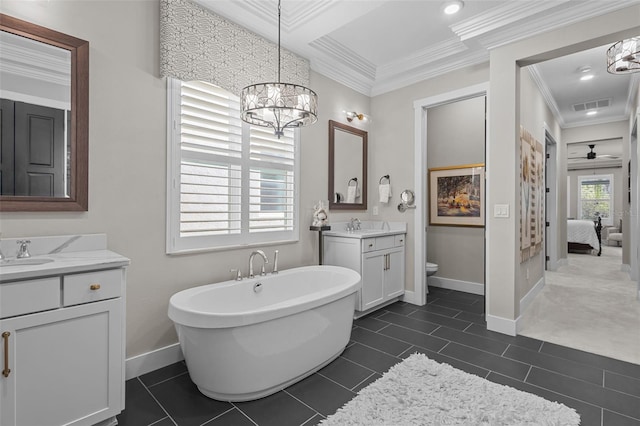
[519,246,640,365]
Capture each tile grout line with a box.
[282,389,325,421]
[316,370,361,393]
[350,371,378,392]
[200,407,252,426]
[147,417,172,426]
[145,371,190,389]
[136,377,178,426]
[523,365,533,383]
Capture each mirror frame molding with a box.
[0,13,88,212]
[328,120,367,210]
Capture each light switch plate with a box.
[494,204,510,218]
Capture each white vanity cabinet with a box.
[323,232,405,315]
[0,237,128,426]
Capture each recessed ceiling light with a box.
[443,0,464,15]
[586,110,597,116]
[580,74,594,81]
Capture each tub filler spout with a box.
[249,250,268,278]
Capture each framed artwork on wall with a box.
[428,163,485,227]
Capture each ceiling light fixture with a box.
[606,36,639,74]
[240,0,318,138]
[443,0,464,15]
[580,74,594,81]
[345,111,369,123]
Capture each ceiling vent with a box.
[572,98,611,112]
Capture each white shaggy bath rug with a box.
[320,353,580,426]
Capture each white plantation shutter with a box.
[167,78,299,253]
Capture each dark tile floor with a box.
[117,287,640,426]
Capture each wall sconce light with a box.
[345,111,370,123]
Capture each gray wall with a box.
[426,96,485,286]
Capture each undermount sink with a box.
[0,257,54,267]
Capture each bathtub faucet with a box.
[249,250,269,278]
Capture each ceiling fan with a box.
[568,144,619,160]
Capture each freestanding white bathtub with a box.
[168,265,361,401]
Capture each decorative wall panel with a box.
[520,126,544,262]
[160,0,310,95]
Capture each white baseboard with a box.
[402,290,426,306]
[486,314,518,336]
[126,343,184,380]
[427,276,484,295]
[520,277,545,315]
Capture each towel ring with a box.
[379,175,390,184]
[348,177,358,187]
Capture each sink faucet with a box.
[16,240,31,259]
[248,250,268,278]
[346,218,361,232]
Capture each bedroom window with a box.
[166,78,299,253]
[578,174,613,226]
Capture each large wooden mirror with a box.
[328,120,367,210]
[0,14,88,211]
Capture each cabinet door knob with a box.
[90,284,101,291]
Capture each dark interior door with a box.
[0,99,16,195]
[14,101,65,197]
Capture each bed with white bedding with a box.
[567,218,602,256]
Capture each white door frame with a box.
[410,82,489,306]
[631,109,639,293]
[544,127,559,270]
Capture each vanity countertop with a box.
[0,250,130,282]
[323,221,406,239]
[0,234,130,282]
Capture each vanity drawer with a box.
[0,277,61,318]
[374,236,395,251]
[394,234,405,247]
[362,238,377,252]
[63,269,122,306]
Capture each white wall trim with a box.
[486,314,518,336]
[427,277,485,296]
[125,343,184,380]
[519,276,545,315]
[413,82,489,311]
[402,290,418,305]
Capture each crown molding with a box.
[477,1,638,50]
[527,65,565,128]
[311,57,373,96]
[376,38,469,81]
[450,1,566,42]
[370,50,489,97]
[310,36,376,80]
[563,114,631,129]
[0,43,70,86]
[234,0,334,32]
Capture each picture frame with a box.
[429,163,485,227]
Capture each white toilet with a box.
[426,262,438,276]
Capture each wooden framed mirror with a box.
[0,14,88,211]
[328,120,367,210]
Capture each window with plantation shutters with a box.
[167,78,299,253]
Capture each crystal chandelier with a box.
[606,36,639,74]
[240,0,318,138]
